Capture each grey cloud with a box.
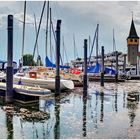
[117,1,138,7]
[134,19,140,25]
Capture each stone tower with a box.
[127,18,139,65]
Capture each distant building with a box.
[71,51,125,69]
[127,18,139,65]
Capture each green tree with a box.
[23,54,36,66]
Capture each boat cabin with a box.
[0,60,17,74]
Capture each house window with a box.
[135,39,137,42]
[130,39,133,42]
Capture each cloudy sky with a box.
[0,1,140,64]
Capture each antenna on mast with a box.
[131,11,133,19]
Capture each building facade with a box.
[127,18,139,65]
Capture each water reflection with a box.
[82,90,87,137]
[123,91,126,108]
[127,93,139,127]
[100,92,104,122]
[92,91,98,130]
[54,95,60,139]
[6,113,13,139]
[115,92,118,112]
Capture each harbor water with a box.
[0,80,140,139]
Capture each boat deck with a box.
[0,82,51,97]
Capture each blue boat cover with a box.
[45,56,70,69]
[87,62,101,73]
[87,63,116,75]
[104,67,116,75]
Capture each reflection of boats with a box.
[88,89,116,97]
[13,72,74,91]
[127,92,139,101]
[127,94,139,127]
[88,74,125,82]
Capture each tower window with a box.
[130,39,133,42]
[135,39,137,42]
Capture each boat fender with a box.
[17,78,23,85]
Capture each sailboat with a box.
[43,6,82,87]
[87,27,125,82]
[14,71,74,91]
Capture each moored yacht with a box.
[13,71,74,91]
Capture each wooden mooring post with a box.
[83,39,88,94]
[101,46,104,86]
[6,15,14,103]
[55,20,61,96]
[115,51,118,83]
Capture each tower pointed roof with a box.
[127,19,139,39]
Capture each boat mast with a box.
[21,1,26,67]
[62,36,69,65]
[33,1,46,60]
[49,7,52,62]
[45,1,49,58]
[113,28,116,52]
[62,36,64,63]
[96,24,99,63]
[88,24,98,65]
[34,14,40,66]
[73,33,78,60]
[89,35,91,59]
[73,33,76,60]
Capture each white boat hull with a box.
[0,82,51,96]
[14,85,51,95]
[13,75,74,91]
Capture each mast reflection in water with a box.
[6,113,13,139]
[100,92,104,122]
[54,95,60,139]
[82,90,87,137]
[115,92,118,113]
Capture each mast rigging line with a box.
[88,25,98,64]
[49,7,52,62]
[21,1,26,67]
[17,19,34,25]
[33,1,46,60]
[113,28,116,52]
[34,14,39,57]
[51,20,56,43]
[45,1,49,57]
[62,36,69,64]
[96,24,99,63]
[73,33,78,59]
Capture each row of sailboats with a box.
[14,1,75,92]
